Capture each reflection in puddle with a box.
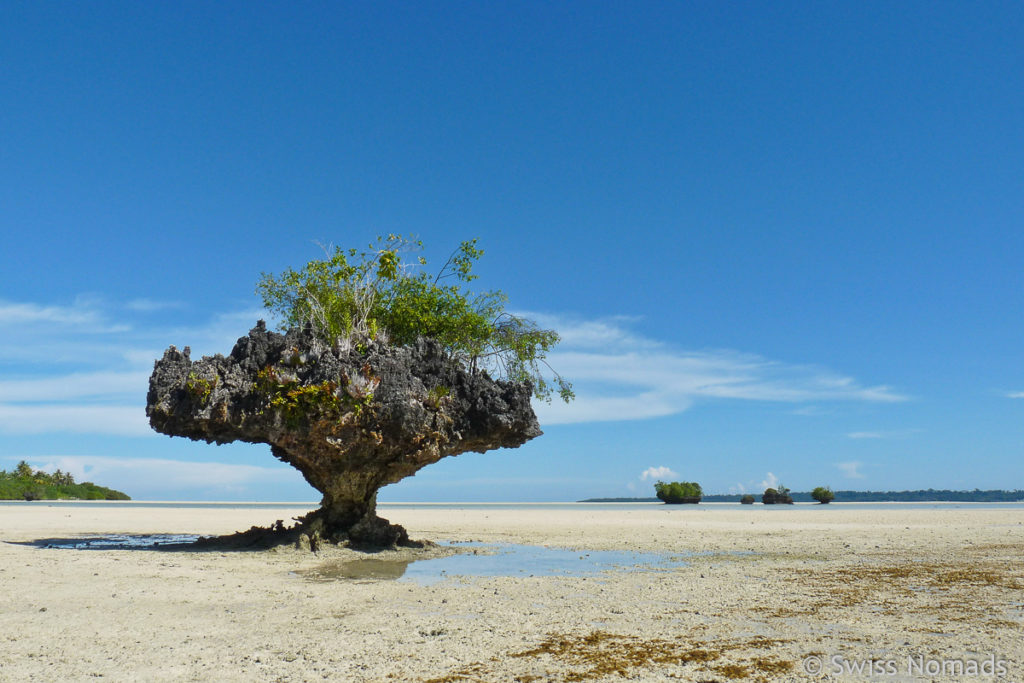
[314,557,413,581]
[40,534,200,549]
[300,543,691,585]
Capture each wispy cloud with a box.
[728,473,786,494]
[0,297,264,437]
[527,313,658,351]
[166,309,267,359]
[1006,391,1024,399]
[125,298,185,312]
[791,405,832,417]
[640,465,677,482]
[759,472,780,489]
[0,371,149,403]
[538,393,689,425]
[836,461,865,479]
[0,302,908,436]
[0,297,130,366]
[0,405,150,436]
[0,299,105,326]
[847,429,920,440]
[532,315,907,425]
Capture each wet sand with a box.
[1,504,1021,681]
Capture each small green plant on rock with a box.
[254,362,383,425]
[255,366,343,427]
[185,372,217,405]
[740,494,755,505]
[425,384,451,409]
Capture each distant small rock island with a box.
[1,461,130,501]
[581,489,1024,503]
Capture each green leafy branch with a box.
[257,236,573,402]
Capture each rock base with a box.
[191,510,424,552]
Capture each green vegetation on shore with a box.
[0,461,130,501]
[582,489,1024,503]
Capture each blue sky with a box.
[2,2,1023,500]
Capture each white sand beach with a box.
[1,504,1021,681]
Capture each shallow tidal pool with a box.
[37,534,201,549]
[35,536,695,584]
[298,542,692,584]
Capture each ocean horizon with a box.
[3,500,1023,511]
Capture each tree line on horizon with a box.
[654,481,832,505]
[582,488,1024,503]
[0,461,130,501]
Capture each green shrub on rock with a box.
[654,480,703,504]
[762,485,794,505]
[811,486,835,504]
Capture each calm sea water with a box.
[2,501,1022,511]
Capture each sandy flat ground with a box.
[1,503,1022,682]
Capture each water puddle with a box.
[299,542,691,585]
[310,557,413,581]
[38,534,200,549]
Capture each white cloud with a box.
[1006,391,1024,399]
[847,431,884,439]
[836,461,865,479]
[0,299,104,326]
[0,298,130,365]
[536,392,689,425]
[0,297,266,437]
[525,313,657,351]
[165,309,268,359]
[759,472,779,490]
[640,465,678,481]
[530,315,906,425]
[0,300,908,436]
[0,405,150,436]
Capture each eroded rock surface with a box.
[146,322,541,547]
